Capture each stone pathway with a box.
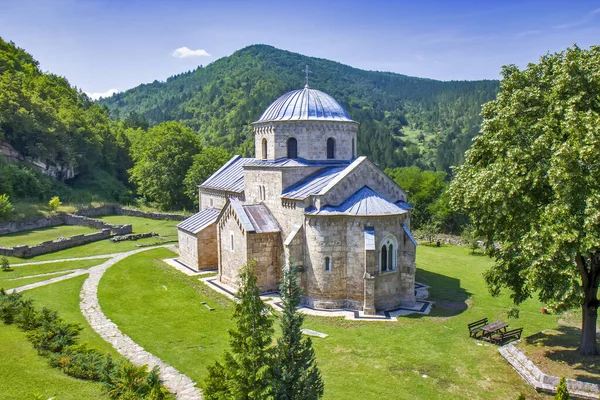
[5,269,79,281]
[10,246,202,400]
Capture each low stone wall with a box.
[0,213,132,236]
[0,229,112,258]
[76,205,187,221]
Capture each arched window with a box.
[380,245,388,271]
[287,137,298,159]
[351,138,355,159]
[262,138,268,160]
[324,256,331,272]
[380,235,398,272]
[327,137,335,159]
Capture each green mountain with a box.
[0,37,131,203]
[100,45,499,171]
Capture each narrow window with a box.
[210,198,214,207]
[381,245,388,271]
[287,137,298,159]
[351,138,355,159]
[262,138,268,160]
[324,256,331,272]
[388,244,394,270]
[327,137,335,159]
[230,233,235,251]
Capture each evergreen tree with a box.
[554,376,569,400]
[273,265,324,400]
[205,261,274,400]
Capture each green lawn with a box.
[23,274,120,357]
[98,248,234,382]
[0,323,109,400]
[0,258,108,291]
[0,224,98,247]
[2,216,179,263]
[97,245,570,399]
[0,271,73,290]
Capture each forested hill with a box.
[100,45,499,171]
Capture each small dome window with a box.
[327,138,335,159]
[287,137,298,159]
[262,138,268,160]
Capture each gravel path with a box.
[10,246,202,400]
[79,247,202,400]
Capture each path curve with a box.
[79,247,202,400]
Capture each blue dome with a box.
[255,86,353,123]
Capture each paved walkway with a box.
[11,246,202,400]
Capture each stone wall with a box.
[0,213,131,236]
[253,121,358,162]
[217,207,248,288]
[247,232,282,293]
[197,224,218,270]
[75,205,187,221]
[0,229,112,258]
[302,214,416,311]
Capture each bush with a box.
[48,196,62,212]
[555,376,569,399]
[1,256,11,272]
[0,290,170,399]
[0,193,14,219]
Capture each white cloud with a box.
[172,46,211,58]
[85,88,119,100]
[554,7,600,29]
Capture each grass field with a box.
[22,274,120,357]
[0,258,108,291]
[0,224,98,247]
[0,324,110,400]
[2,216,179,263]
[96,245,580,399]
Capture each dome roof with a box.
[255,86,353,123]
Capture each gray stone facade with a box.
[178,86,417,313]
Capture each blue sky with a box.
[1,0,598,98]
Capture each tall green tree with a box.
[450,45,600,355]
[273,265,324,400]
[204,261,275,400]
[128,121,201,210]
[183,146,232,206]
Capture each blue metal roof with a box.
[243,204,280,233]
[402,224,418,247]
[254,87,354,123]
[395,201,414,210]
[199,155,254,193]
[306,186,409,216]
[281,167,346,200]
[248,157,350,168]
[177,208,220,234]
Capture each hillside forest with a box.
[0,38,499,233]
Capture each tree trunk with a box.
[580,289,599,356]
[578,253,599,356]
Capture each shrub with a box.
[48,196,62,212]
[555,376,569,399]
[516,393,526,400]
[50,345,105,380]
[1,256,11,272]
[106,362,168,400]
[27,308,82,354]
[0,290,24,324]
[0,193,14,219]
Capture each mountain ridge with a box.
[100,44,500,171]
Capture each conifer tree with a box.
[554,377,569,400]
[273,265,324,400]
[204,261,274,400]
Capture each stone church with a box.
[177,84,417,314]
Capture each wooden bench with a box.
[491,328,523,345]
[467,317,488,338]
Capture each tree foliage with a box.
[205,261,274,400]
[128,121,201,210]
[183,146,232,205]
[450,45,600,355]
[554,376,569,400]
[100,45,498,171]
[273,265,323,400]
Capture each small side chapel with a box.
[177,80,417,314]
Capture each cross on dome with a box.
[303,64,312,88]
